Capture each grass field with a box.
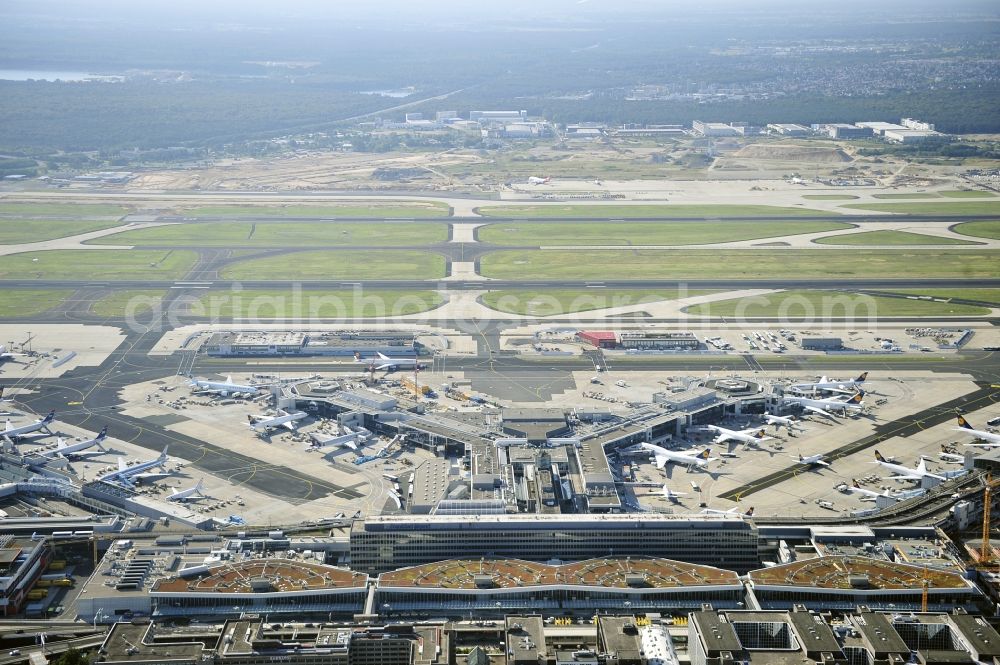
[684,290,990,317]
[877,289,1000,304]
[812,230,979,246]
[220,250,447,280]
[952,221,1000,240]
[841,201,1000,215]
[802,195,858,200]
[0,289,72,318]
[476,204,829,218]
[90,290,168,317]
[871,193,940,199]
[179,201,450,218]
[90,221,448,247]
[940,190,996,198]
[478,220,852,246]
[479,249,1000,280]
[0,203,128,217]
[480,289,716,316]
[0,219,123,244]
[0,250,198,280]
[192,289,444,318]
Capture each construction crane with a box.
[921,566,929,613]
[982,473,998,563]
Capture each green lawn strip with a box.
[0,219,124,244]
[0,203,128,217]
[939,191,996,198]
[88,221,447,247]
[812,230,979,246]
[479,220,852,246]
[873,289,1000,305]
[480,289,717,316]
[479,249,1000,280]
[90,290,168,317]
[220,250,447,280]
[192,289,445,318]
[0,250,198,280]
[802,195,858,200]
[871,193,941,199]
[179,202,449,218]
[684,290,989,317]
[476,204,830,218]
[0,289,72,318]
[841,202,1000,215]
[952,221,1000,240]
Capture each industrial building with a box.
[203,331,419,358]
[767,123,811,136]
[824,124,874,140]
[0,535,50,616]
[800,337,843,351]
[576,330,702,351]
[693,121,744,137]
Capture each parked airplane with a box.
[790,372,868,394]
[528,176,551,185]
[873,450,945,482]
[354,352,424,371]
[847,480,926,502]
[763,413,804,431]
[784,391,865,416]
[939,452,966,464]
[247,410,308,434]
[98,447,171,485]
[662,486,688,502]
[638,443,717,470]
[39,426,108,460]
[189,375,261,397]
[794,453,830,468]
[167,479,205,502]
[702,506,754,517]
[2,411,55,445]
[954,415,1000,447]
[704,425,773,446]
[0,345,25,362]
[310,430,362,451]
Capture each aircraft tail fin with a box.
[875,450,886,462]
[856,372,868,383]
[744,507,754,517]
[957,415,975,430]
[852,480,862,489]
[754,429,766,439]
[42,411,55,423]
[56,438,66,450]
[699,448,712,459]
[117,457,127,472]
[848,391,864,404]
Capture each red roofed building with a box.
[577,331,618,349]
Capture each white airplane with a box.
[3,411,55,445]
[704,425,773,446]
[98,447,172,485]
[794,453,830,468]
[310,430,362,452]
[954,415,1000,447]
[784,391,865,416]
[939,452,966,464]
[662,486,688,502]
[247,410,308,433]
[701,506,754,518]
[0,345,26,362]
[39,426,108,460]
[167,479,205,502]
[873,450,945,482]
[639,443,717,470]
[189,375,261,397]
[528,176,551,185]
[847,480,926,502]
[355,351,423,371]
[791,372,868,394]
[763,413,804,431]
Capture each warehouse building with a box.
[577,331,618,349]
[619,331,701,351]
[801,337,843,351]
[204,331,418,358]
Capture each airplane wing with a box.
[885,473,922,481]
[652,454,670,469]
[377,352,389,360]
[282,421,297,431]
[374,363,391,371]
[803,405,838,419]
[814,460,831,467]
[713,433,733,444]
[963,442,1000,448]
[117,457,127,472]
